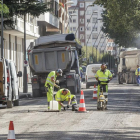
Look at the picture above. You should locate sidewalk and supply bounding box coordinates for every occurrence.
[19,84,32,99]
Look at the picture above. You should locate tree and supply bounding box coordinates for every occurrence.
[2,0,50,28]
[0,1,9,14]
[93,0,140,47]
[79,46,102,66]
[101,53,115,69]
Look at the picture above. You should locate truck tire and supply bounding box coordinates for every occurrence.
[32,89,40,97]
[14,91,19,106]
[68,84,77,95]
[86,83,90,89]
[77,81,81,93]
[118,75,123,84]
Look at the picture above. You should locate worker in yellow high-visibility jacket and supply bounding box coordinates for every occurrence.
[45,69,63,110]
[135,65,140,86]
[95,64,112,109]
[55,88,78,111]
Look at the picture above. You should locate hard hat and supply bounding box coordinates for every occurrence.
[56,69,63,76]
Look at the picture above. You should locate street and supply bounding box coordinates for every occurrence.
[0,77,140,140]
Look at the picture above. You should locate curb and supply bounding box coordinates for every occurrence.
[19,93,32,99]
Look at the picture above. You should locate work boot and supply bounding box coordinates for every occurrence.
[72,105,78,111]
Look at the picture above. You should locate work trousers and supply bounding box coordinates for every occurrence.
[45,86,53,110]
[58,95,77,111]
[97,84,108,102]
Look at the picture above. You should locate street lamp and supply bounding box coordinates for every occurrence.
[1,0,3,58]
[64,1,74,33]
[69,14,78,33]
[85,18,102,64]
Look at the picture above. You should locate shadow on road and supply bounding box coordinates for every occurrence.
[0,128,140,140]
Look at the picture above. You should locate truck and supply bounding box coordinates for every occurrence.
[118,49,140,84]
[28,34,82,97]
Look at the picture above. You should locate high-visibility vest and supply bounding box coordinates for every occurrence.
[45,71,57,87]
[55,89,71,101]
[95,69,112,84]
[135,67,140,76]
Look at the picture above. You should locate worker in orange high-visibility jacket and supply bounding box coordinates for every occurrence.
[45,69,63,110]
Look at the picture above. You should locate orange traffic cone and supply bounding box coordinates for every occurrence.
[93,84,97,99]
[7,121,15,140]
[78,90,87,112]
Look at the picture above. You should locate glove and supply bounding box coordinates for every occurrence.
[67,105,70,109]
[63,106,66,111]
[57,86,60,89]
[98,80,101,84]
[106,80,110,83]
[55,85,60,89]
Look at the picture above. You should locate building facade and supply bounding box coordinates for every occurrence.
[37,0,70,36]
[68,0,107,51]
[0,15,39,87]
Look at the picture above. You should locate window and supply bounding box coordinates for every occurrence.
[92,33,98,39]
[80,26,84,31]
[100,19,103,23]
[87,27,91,31]
[101,34,104,38]
[70,18,72,23]
[93,11,98,15]
[73,11,76,14]
[86,10,91,15]
[80,3,84,8]
[80,34,84,39]
[70,27,72,31]
[87,35,91,39]
[87,19,90,23]
[92,27,97,31]
[73,27,76,31]
[80,19,84,24]
[73,19,76,23]
[93,18,97,23]
[69,11,72,15]
[80,11,84,16]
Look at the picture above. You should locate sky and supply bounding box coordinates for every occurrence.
[71,0,77,6]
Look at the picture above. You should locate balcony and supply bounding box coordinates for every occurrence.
[2,16,40,39]
[37,12,59,29]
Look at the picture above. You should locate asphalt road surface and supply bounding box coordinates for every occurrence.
[0,77,140,140]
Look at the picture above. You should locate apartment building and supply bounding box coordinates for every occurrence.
[68,0,107,51]
[37,0,70,36]
[106,39,117,56]
[0,15,39,87]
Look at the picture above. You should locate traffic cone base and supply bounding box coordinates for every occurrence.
[77,90,87,113]
[7,121,16,140]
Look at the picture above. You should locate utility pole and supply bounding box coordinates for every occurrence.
[1,0,3,58]
[23,13,28,93]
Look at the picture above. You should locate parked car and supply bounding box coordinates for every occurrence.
[110,70,116,77]
[0,58,22,108]
[85,64,101,89]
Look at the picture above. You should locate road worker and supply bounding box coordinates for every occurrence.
[55,88,78,111]
[95,63,112,109]
[135,65,140,86]
[45,69,63,110]
[79,65,83,79]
